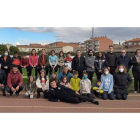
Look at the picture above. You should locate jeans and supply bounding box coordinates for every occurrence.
[132,70,140,91]
[6,84,24,95]
[102,91,114,100]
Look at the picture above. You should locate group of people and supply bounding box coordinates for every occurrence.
[0,45,139,105]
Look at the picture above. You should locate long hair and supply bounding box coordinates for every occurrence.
[27,76,35,84]
[135,49,140,55]
[39,70,47,82]
[61,76,68,85]
[59,51,65,58]
[31,49,37,56]
[115,64,127,73]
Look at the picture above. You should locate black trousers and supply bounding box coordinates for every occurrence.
[109,66,116,75]
[0,86,6,94]
[96,72,102,80]
[1,67,10,77]
[38,65,49,75]
[78,71,83,79]
[37,88,48,97]
[49,65,58,74]
[87,71,94,83]
[115,88,128,100]
[28,66,38,79]
[132,70,140,91]
[65,91,94,103]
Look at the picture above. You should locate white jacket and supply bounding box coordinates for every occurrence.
[80,79,91,94]
[36,77,49,91]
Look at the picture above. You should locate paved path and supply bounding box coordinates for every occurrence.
[0,92,140,113]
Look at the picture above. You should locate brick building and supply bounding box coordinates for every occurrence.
[84,36,113,52]
[124,37,140,48]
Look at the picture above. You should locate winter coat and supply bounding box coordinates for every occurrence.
[38,54,49,66]
[0,70,6,85]
[29,55,38,67]
[0,55,12,68]
[131,56,140,72]
[80,78,91,94]
[57,72,73,82]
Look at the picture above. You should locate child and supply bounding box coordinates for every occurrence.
[50,72,59,85]
[80,72,92,98]
[70,71,81,95]
[25,76,36,99]
[58,51,65,72]
[36,70,49,98]
[93,80,104,97]
[60,76,70,88]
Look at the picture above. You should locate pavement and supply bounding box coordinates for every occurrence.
[0,92,140,113]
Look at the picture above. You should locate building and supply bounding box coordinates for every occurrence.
[4,43,13,50]
[84,36,113,52]
[124,37,140,49]
[17,44,46,52]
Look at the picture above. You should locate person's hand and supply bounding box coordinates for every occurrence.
[42,66,44,68]
[24,66,26,68]
[69,68,72,71]
[43,66,45,68]
[1,84,4,87]
[108,67,110,70]
[92,66,94,69]
[16,86,19,91]
[4,66,8,69]
[11,87,16,92]
[108,92,110,94]
[0,84,1,87]
[42,87,45,91]
[83,70,86,72]
[73,70,75,72]
[99,70,102,72]
[75,91,80,95]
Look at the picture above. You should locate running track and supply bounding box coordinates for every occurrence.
[0,93,140,113]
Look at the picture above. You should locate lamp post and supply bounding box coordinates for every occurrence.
[91,27,94,52]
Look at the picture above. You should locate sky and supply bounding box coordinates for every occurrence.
[0,27,140,45]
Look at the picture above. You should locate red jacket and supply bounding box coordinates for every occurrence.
[29,55,38,67]
[7,70,23,88]
[20,58,29,67]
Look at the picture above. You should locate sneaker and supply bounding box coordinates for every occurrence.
[93,100,99,105]
[134,91,138,93]
[3,93,6,96]
[9,94,13,97]
[37,95,40,98]
[16,94,20,97]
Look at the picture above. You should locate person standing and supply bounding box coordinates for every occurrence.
[38,49,49,76]
[72,50,86,79]
[0,50,12,77]
[105,45,118,75]
[49,50,58,74]
[117,50,132,72]
[0,63,6,96]
[57,51,65,73]
[114,65,132,100]
[131,49,140,93]
[95,52,107,80]
[85,50,95,83]
[29,49,39,79]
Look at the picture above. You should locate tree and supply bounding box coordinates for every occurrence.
[0,44,8,51]
[9,46,19,52]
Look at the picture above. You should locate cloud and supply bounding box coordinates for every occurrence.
[14,27,140,44]
[15,42,20,45]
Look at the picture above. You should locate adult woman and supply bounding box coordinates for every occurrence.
[72,50,86,79]
[85,50,95,82]
[29,49,39,79]
[94,52,106,80]
[99,67,114,100]
[49,50,58,74]
[131,49,140,93]
[57,51,65,73]
[114,65,132,100]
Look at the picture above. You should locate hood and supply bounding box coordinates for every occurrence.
[9,69,20,74]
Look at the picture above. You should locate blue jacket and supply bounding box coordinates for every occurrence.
[57,72,73,82]
[100,74,113,93]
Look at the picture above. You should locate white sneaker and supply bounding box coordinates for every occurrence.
[134,91,138,93]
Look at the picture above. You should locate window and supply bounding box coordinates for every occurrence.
[128,42,132,46]
[95,41,99,45]
[138,42,140,45]
[134,42,137,45]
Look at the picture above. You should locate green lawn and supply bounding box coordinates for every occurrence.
[22,68,134,92]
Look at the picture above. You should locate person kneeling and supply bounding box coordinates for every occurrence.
[36,70,49,98]
[48,79,99,105]
[25,76,36,99]
[6,66,24,97]
[114,65,132,100]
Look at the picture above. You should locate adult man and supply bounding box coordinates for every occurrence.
[45,79,99,105]
[57,66,73,82]
[38,49,49,76]
[7,66,24,97]
[105,45,118,75]
[117,50,132,72]
[0,63,6,96]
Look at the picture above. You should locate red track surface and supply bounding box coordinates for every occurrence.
[0,92,140,113]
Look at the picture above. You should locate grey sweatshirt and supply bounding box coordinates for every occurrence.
[85,55,95,72]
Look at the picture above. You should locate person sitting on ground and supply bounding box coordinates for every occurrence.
[99,67,114,100]
[58,66,73,82]
[93,80,104,97]
[70,71,81,95]
[0,63,6,96]
[47,79,99,105]
[80,72,92,98]
[20,53,30,77]
[60,76,70,88]
[25,76,36,99]
[114,65,132,100]
[36,70,49,98]
[6,66,24,97]
[11,51,22,73]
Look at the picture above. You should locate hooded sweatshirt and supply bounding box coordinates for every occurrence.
[70,77,81,91]
[7,69,23,88]
[85,55,95,72]
[100,73,113,93]
[80,78,91,94]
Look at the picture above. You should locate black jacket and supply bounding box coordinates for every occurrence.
[0,70,6,85]
[105,52,118,67]
[0,55,12,68]
[114,72,132,89]
[72,55,86,71]
[117,54,132,71]
[48,85,74,102]
[131,56,140,71]
[94,56,107,73]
